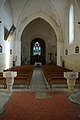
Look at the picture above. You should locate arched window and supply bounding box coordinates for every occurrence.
[69,4,74,44]
[33,42,41,55]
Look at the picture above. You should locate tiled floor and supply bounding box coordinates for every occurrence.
[30,67,51,98]
[0,91,12,114]
[0,66,48,113]
[0,66,80,114]
[30,67,49,90]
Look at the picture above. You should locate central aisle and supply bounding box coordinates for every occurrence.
[31,67,47,91]
[30,66,49,99]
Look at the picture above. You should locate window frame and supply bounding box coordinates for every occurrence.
[69,3,74,44]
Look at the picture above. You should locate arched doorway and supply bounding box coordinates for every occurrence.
[30,38,46,64]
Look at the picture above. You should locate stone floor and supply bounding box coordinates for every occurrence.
[0,66,80,114]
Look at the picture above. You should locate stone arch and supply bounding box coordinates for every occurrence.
[16,12,62,65]
[16,11,61,42]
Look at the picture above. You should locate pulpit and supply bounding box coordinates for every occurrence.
[64,72,78,94]
[3,71,17,93]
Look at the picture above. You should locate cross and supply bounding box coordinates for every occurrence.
[48,52,53,61]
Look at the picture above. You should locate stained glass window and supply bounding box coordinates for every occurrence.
[33,42,41,55]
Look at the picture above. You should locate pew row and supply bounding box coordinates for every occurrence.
[14,73,32,89]
[0,65,34,89]
[0,73,6,88]
[41,64,73,89]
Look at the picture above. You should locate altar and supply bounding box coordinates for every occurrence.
[34,62,42,67]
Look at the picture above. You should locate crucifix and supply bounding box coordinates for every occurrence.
[48,52,53,61]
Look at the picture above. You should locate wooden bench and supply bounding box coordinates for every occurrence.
[76,72,80,84]
[0,72,6,88]
[41,64,72,89]
[2,65,34,89]
[48,75,67,89]
[14,73,32,88]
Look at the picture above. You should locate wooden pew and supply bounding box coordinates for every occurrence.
[3,65,34,89]
[48,74,67,89]
[14,73,32,89]
[41,64,72,89]
[0,72,6,88]
[76,72,80,84]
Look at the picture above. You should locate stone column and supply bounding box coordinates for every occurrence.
[3,71,17,93]
[64,72,78,94]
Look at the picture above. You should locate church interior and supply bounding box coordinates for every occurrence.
[0,0,80,120]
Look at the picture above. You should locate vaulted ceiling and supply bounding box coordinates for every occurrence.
[0,0,80,28]
[0,0,80,26]
[6,0,69,26]
[0,0,80,40]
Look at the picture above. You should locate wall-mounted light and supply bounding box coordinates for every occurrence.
[0,21,2,26]
[65,49,68,55]
[75,46,79,53]
[0,21,2,23]
[78,22,80,29]
[0,45,2,53]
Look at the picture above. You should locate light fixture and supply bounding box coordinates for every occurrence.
[78,22,80,24]
[78,22,80,29]
[0,21,2,23]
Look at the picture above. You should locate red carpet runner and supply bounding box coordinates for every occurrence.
[0,91,80,120]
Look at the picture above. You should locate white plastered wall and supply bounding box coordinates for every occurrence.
[64,0,80,72]
[0,0,15,72]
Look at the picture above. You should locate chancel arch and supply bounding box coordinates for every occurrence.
[17,11,62,66]
[21,17,57,65]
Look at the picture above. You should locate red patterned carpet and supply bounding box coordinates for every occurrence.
[0,91,80,120]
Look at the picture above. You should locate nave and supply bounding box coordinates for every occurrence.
[0,65,80,120]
